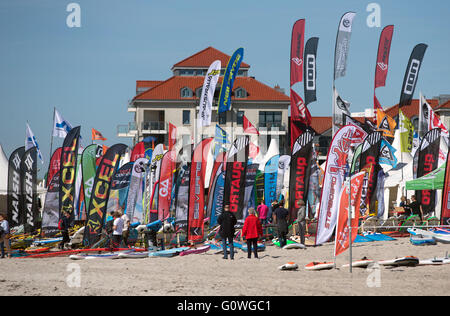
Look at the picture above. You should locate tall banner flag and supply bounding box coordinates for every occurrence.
[213,124,229,159]
[188,138,213,242]
[276,155,291,200]
[316,124,367,245]
[441,150,450,226]
[20,147,37,232]
[333,12,356,80]
[308,150,321,217]
[47,147,62,188]
[290,89,312,125]
[374,25,394,123]
[399,110,414,153]
[264,155,280,209]
[106,162,133,217]
[92,128,107,141]
[7,147,25,228]
[42,172,60,236]
[333,86,351,129]
[334,171,365,257]
[209,171,225,228]
[290,19,305,87]
[83,143,128,246]
[199,60,221,127]
[126,158,148,224]
[242,163,259,218]
[175,145,192,232]
[147,143,165,222]
[81,144,101,215]
[304,37,319,106]
[169,123,177,151]
[131,141,145,162]
[25,123,44,164]
[421,93,450,140]
[53,109,73,138]
[376,107,396,138]
[416,129,440,215]
[359,131,383,215]
[289,130,314,224]
[59,126,81,222]
[223,136,249,222]
[157,150,176,221]
[399,43,427,107]
[218,48,244,114]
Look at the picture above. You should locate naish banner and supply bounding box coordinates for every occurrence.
[290,19,305,87]
[59,126,81,222]
[289,130,314,224]
[316,124,367,245]
[20,147,37,232]
[158,150,176,221]
[41,171,60,236]
[218,48,244,114]
[416,128,440,215]
[224,136,249,221]
[304,37,319,106]
[46,147,62,188]
[7,146,25,228]
[399,43,427,107]
[264,155,280,211]
[376,107,396,138]
[83,143,128,246]
[334,12,356,80]
[126,158,148,224]
[188,138,213,242]
[81,144,100,213]
[199,60,221,127]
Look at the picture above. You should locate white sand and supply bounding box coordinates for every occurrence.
[1,238,449,296]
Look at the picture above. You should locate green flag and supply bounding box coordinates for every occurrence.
[399,110,414,153]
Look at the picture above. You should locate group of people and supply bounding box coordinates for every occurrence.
[105,209,130,249]
[217,197,307,260]
[399,195,424,220]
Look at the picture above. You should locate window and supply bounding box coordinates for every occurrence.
[237,111,244,125]
[235,87,247,98]
[259,111,282,128]
[219,111,227,125]
[196,87,203,98]
[183,110,191,125]
[181,87,193,98]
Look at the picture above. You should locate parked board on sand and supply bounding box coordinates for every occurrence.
[378,256,419,267]
[278,262,298,271]
[305,262,334,271]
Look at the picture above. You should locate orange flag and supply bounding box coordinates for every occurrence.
[92,128,107,141]
[334,171,366,257]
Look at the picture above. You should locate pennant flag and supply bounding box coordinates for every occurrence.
[92,128,107,141]
[198,61,221,127]
[218,48,244,114]
[379,139,398,168]
[399,43,427,107]
[290,89,312,125]
[376,107,396,138]
[334,171,365,257]
[399,109,414,153]
[53,109,73,138]
[334,12,356,80]
[290,19,306,87]
[243,115,259,135]
[304,37,319,106]
[25,123,44,164]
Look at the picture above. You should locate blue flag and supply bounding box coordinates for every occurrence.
[218,48,244,113]
[379,139,398,168]
[213,124,229,158]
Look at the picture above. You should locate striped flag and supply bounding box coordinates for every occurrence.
[25,123,44,164]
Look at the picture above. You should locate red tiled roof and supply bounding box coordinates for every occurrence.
[133,76,289,101]
[172,47,250,69]
[310,116,332,135]
[384,99,439,119]
[434,100,450,111]
[136,80,163,89]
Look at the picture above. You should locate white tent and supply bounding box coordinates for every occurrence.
[257,138,280,171]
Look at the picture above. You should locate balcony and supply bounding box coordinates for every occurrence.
[257,122,287,135]
[127,101,136,112]
[117,122,137,138]
[141,121,167,134]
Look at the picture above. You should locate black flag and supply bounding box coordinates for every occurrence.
[303,37,319,106]
[20,147,38,233]
[399,43,427,107]
[7,146,25,228]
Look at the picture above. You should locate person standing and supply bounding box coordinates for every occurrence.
[242,208,263,259]
[297,200,307,245]
[273,199,289,248]
[58,210,71,250]
[407,195,423,220]
[257,200,269,225]
[217,204,237,260]
[0,214,11,258]
[121,210,130,247]
[112,211,124,249]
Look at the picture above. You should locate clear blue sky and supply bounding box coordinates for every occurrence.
[1,0,449,177]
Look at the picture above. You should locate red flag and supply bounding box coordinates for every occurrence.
[92,128,107,141]
[334,171,365,257]
[169,122,177,150]
[131,141,145,162]
[290,19,305,87]
[290,89,311,125]
[46,147,62,187]
[157,150,176,221]
[243,115,259,135]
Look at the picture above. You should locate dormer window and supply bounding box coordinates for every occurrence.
[195,87,203,98]
[181,87,193,98]
[235,87,247,98]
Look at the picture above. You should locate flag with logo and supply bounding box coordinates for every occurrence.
[25,123,44,164]
[243,115,259,135]
[421,93,449,139]
[376,107,396,138]
[334,12,356,80]
[333,86,351,128]
[303,37,319,106]
[291,89,312,125]
[379,139,398,168]
[213,124,229,158]
[53,109,73,138]
[169,122,177,151]
[199,60,221,127]
[399,44,427,107]
[399,109,414,153]
[92,128,107,141]
[218,48,244,114]
[290,19,305,87]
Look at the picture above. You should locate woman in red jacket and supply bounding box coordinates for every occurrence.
[242,208,263,259]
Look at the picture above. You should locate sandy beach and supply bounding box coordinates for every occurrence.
[1,237,449,296]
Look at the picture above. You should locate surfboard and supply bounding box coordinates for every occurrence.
[432,234,450,244]
[118,251,150,259]
[410,235,436,246]
[378,256,419,267]
[179,245,210,256]
[305,262,334,271]
[69,252,127,260]
[342,258,374,268]
[241,243,266,252]
[278,262,298,271]
[282,243,306,250]
[418,257,450,266]
[148,247,190,258]
[24,247,51,254]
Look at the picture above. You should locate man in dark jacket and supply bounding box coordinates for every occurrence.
[217,204,237,260]
[58,210,71,250]
[273,199,289,248]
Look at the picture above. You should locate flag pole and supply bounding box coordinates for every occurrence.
[348,173,353,273]
[47,107,56,187]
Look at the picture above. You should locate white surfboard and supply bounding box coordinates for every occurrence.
[342,259,374,268]
[278,262,298,271]
[305,262,334,271]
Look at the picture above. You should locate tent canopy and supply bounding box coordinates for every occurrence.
[405,163,446,190]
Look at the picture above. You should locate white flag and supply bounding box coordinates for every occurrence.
[53,109,73,138]
[25,123,44,164]
[198,60,221,127]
